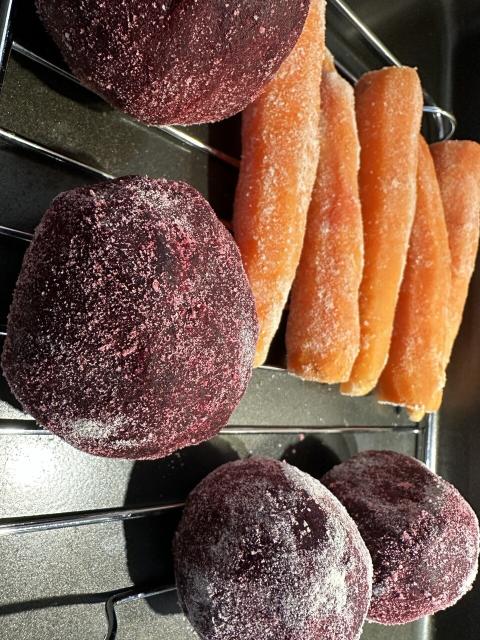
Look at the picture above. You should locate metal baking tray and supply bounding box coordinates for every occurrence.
[0,1,477,639]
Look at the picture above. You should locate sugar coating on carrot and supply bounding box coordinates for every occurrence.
[407,406,428,423]
[426,140,480,411]
[286,64,363,383]
[377,137,451,417]
[233,0,326,367]
[341,67,423,396]
[323,48,335,72]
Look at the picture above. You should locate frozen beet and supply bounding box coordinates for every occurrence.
[35,0,311,125]
[322,450,479,624]
[174,457,372,640]
[1,176,257,459]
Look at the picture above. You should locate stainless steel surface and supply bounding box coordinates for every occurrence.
[0,0,478,638]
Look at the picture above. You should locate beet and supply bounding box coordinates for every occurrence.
[35,0,311,125]
[322,450,480,625]
[1,176,258,459]
[174,457,372,640]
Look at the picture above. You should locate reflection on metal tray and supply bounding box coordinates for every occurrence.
[0,1,475,639]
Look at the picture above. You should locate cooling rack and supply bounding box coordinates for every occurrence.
[0,1,452,638]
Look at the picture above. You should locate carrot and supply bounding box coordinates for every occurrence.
[286,59,363,383]
[377,137,451,417]
[341,66,423,396]
[323,48,335,72]
[233,0,325,367]
[423,140,480,414]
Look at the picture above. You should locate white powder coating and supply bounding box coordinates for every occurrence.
[377,138,451,413]
[67,417,124,441]
[2,177,258,460]
[174,457,372,640]
[233,0,326,365]
[286,67,363,384]
[430,141,480,371]
[322,450,480,625]
[35,0,310,125]
[341,66,424,397]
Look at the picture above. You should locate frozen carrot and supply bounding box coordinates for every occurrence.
[233,0,326,367]
[377,137,451,417]
[424,140,480,413]
[286,61,363,383]
[341,66,423,396]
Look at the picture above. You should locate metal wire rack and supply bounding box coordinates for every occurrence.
[0,1,450,638]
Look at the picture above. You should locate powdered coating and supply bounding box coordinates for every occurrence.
[287,65,363,384]
[1,177,258,459]
[174,457,372,640]
[341,67,423,397]
[427,140,480,412]
[377,138,451,416]
[35,0,310,125]
[233,0,325,366]
[322,450,480,625]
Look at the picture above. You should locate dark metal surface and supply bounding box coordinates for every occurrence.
[0,1,478,639]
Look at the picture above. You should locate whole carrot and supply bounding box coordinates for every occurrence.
[377,137,451,417]
[287,59,363,383]
[341,66,423,396]
[233,0,325,366]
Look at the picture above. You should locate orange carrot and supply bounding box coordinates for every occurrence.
[286,61,363,383]
[341,67,423,396]
[323,48,335,72]
[233,0,325,366]
[425,140,480,412]
[377,137,451,417]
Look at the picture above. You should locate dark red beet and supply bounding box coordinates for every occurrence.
[322,450,480,625]
[35,0,311,125]
[174,457,372,640]
[1,177,257,459]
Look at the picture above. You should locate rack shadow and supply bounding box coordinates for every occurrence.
[281,435,341,481]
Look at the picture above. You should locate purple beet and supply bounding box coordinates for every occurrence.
[35,0,311,125]
[174,457,372,640]
[322,450,480,625]
[1,177,258,459]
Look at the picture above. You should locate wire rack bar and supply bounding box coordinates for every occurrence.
[11,41,81,84]
[0,421,420,437]
[423,412,439,473]
[0,421,421,537]
[423,105,456,142]
[329,0,456,141]
[104,586,176,640]
[330,0,402,66]
[0,126,114,179]
[0,503,184,537]
[0,223,32,242]
[160,124,239,167]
